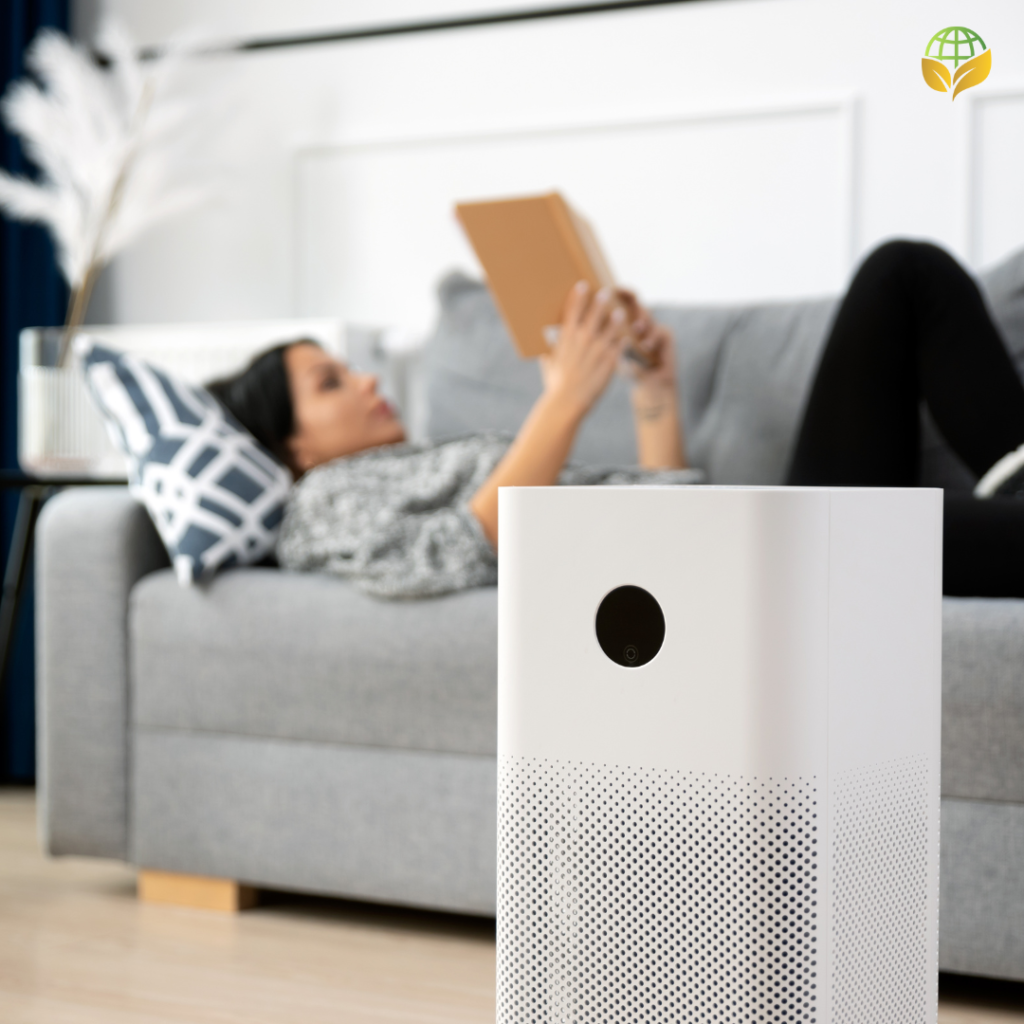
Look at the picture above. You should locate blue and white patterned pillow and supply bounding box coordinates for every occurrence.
[78,338,292,585]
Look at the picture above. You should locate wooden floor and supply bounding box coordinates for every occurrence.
[2,788,1022,1024]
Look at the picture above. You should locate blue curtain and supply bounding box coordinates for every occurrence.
[1,0,69,781]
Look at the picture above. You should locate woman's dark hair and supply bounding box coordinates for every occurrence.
[207,340,317,461]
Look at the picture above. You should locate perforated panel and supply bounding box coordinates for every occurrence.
[498,756,820,1023]
[830,755,935,1024]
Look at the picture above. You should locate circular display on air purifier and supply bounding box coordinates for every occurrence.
[595,585,665,667]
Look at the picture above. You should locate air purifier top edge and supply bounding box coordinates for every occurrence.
[497,486,941,779]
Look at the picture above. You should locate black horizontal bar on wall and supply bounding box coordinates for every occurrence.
[232,0,698,53]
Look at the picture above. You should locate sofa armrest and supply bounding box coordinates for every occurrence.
[36,487,168,859]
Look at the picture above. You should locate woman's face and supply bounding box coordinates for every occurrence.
[284,342,405,473]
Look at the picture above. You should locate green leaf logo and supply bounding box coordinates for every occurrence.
[923,27,991,100]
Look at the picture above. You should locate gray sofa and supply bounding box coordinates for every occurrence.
[37,248,1024,982]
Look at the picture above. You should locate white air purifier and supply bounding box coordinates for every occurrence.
[497,486,942,1024]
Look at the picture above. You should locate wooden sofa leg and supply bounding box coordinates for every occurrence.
[138,870,259,912]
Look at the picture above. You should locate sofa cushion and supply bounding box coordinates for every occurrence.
[421,272,640,465]
[423,271,838,482]
[655,298,837,484]
[942,597,1024,803]
[130,567,498,757]
[130,566,1024,804]
[423,248,1024,486]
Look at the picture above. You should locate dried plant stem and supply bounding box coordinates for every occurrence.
[55,79,154,368]
[57,263,100,366]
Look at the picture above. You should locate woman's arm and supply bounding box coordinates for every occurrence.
[616,290,688,470]
[469,282,630,547]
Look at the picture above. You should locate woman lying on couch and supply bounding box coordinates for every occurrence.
[210,240,1024,600]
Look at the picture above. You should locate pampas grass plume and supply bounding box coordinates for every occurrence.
[0,19,229,359]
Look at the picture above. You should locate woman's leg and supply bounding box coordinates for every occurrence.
[786,239,1024,598]
[944,495,1024,597]
[787,239,1024,485]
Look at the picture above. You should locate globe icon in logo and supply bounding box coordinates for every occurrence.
[926,26,986,67]
[922,26,991,100]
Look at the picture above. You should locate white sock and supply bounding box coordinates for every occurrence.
[974,442,1024,497]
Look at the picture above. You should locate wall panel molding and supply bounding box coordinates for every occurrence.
[966,86,1024,268]
[102,0,1024,329]
[293,95,861,330]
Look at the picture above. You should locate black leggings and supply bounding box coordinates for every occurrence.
[786,240,1024,597]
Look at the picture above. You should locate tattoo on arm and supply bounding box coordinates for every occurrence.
[635,403,668,422]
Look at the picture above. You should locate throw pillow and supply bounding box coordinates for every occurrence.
[77,338,292,585]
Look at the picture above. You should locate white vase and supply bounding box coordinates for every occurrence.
[18,328,128,480]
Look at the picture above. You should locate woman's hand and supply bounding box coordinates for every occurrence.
[469,282,684,550]
[615,288,688,470]
[468,282,630,549]
[615,288,678,400]
[539,281,632,424]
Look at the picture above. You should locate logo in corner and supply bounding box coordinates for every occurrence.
[923,27,991,100]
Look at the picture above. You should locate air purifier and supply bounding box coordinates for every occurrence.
[497,486,942,1023]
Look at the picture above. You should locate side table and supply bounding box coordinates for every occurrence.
[0,471,124,779]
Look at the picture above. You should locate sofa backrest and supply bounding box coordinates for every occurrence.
[419,246,1024,486]
[654,298,837,484]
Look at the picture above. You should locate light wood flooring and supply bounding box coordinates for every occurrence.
[2,787,1022,1023]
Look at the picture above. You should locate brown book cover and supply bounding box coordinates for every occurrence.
[455,192,617,359]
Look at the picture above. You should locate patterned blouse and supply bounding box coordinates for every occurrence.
[276,433,701,599]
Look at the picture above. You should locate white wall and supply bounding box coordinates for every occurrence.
[79,0,1024,334]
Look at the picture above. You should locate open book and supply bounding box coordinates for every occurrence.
[455,192,623,360]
